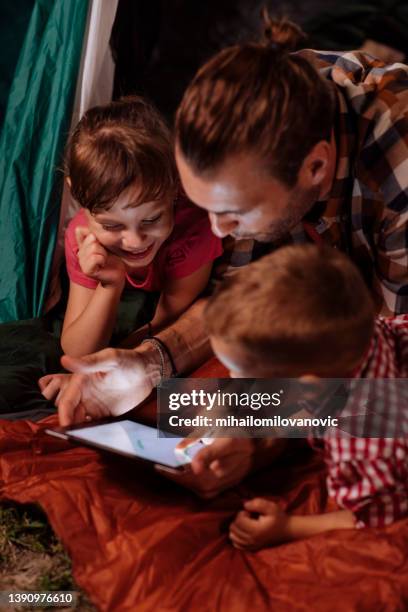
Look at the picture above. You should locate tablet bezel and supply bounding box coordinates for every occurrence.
[45,418,188,472]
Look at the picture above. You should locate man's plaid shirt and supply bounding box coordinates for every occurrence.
[212,50,408,315]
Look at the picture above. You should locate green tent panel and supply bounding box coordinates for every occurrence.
[0,0,89,322]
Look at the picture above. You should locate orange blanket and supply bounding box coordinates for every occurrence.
[1,359,408,611]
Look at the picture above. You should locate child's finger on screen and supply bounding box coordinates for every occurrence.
[175,436,200,450]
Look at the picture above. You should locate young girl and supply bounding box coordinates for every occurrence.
[61,96,222,357]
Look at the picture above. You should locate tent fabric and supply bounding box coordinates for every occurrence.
[1,359,408,611]
[0,316,61,420]
[0,287,158,421]
[77,0,118,116]
[0,0,89,323]
[46,0,119,312]
[0,1,35,126]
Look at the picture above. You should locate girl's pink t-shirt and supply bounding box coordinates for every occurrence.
[64,196,223,292]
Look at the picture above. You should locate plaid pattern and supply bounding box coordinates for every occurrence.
[212,50,408,315]
[325,316,408,527]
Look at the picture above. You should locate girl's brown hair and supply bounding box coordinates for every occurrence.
[175,15,335,186]
[66,96,177,212]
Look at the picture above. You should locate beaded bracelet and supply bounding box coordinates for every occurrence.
[141,336,177,379]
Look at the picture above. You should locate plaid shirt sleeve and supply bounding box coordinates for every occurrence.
[306,51,408,315]
[354,60,408,315]
[367,119,408,315]
[210,52,408,315]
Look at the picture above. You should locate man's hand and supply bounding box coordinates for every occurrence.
[229,498,289,550]
[39,373,72,402]
[48,347,160,427]
[155,438,255,498]
[76,227,126,288]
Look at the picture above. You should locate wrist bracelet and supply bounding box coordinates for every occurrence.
[141,338,166,379]
[150,336,177,377]
[141,336,177,379]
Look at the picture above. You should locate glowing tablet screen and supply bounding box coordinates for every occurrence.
[67,420,199,468]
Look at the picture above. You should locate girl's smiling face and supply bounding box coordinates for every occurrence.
[85,183,175,269]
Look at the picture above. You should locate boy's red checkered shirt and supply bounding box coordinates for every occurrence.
[324,316,408,527]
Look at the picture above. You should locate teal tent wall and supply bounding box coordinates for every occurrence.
[0,1,36,126]
[0,0,89,322]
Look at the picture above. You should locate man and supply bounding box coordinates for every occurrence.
[41,18,408,496]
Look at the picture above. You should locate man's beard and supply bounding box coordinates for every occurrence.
[232,185,320,243]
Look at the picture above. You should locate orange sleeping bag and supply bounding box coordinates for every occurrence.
[1,359,408,611]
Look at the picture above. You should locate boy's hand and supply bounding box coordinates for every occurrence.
[75,226,126,288]
[229,498,289,550]
[156,438,255,498]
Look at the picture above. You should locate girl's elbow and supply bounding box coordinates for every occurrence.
[60,333,87,358]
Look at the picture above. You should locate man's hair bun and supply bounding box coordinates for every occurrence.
[261,9,307,53]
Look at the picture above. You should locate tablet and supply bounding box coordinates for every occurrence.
[45,420,204,469]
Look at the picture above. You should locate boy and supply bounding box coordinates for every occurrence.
[205,244,408,549]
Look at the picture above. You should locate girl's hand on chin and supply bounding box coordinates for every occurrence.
[75,226,126,288]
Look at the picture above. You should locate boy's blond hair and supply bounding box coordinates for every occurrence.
[205,245,375,374]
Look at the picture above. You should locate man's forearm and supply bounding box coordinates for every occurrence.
[155,297,212,374]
